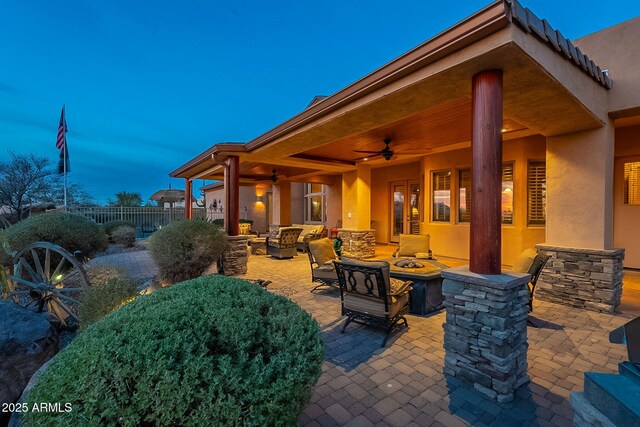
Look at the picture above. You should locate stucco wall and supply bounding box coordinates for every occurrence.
[204,185,269,234]
[614,125,640,268]
[546,121,615,250]
[417,135,546,266]
[370,162,421,245]
[325,175,342,229]
[574,17,640,115]
[291,183,304,225]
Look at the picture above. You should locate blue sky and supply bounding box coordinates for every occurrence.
[1,1,639,204]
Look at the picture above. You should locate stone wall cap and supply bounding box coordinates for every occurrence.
[227,235,250,241]
[536,244,625,257]
[441,266,530,289]
[338,229,375,232]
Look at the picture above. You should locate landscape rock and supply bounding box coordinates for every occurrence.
[0,302,59,425]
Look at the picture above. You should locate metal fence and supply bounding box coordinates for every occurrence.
[67,206,208,237]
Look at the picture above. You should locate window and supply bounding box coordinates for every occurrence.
[624,161,640,205]
[457,163,514,224]
[432,170,451,222]
[304,183,325,223]
[458,169,472,223]
[501,163,514,225]
[527,161,546,226]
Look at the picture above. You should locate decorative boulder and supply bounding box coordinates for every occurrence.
[0,302,59,424]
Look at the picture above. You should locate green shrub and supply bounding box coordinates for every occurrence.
[111,225,136,247]
[149,219,226,283]
[0,229,11,267]
[6,213,108,259]
[77,266,139,328]
[101,220,135,241]
[25,276,324,426]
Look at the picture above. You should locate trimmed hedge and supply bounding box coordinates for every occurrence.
[112,225,136,247]
[149,220,226,283]
[25,276,325,426]
[101,220,135,241]
[6,212,107,259]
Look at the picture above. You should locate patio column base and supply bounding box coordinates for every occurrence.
[442,267,530,403]
[337,229,375,259]
[221,235,248,276]
[535,245,624,313]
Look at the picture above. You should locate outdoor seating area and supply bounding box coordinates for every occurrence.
[239,249,639,425]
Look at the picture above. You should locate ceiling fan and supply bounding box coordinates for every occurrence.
[252,168,284,183]
[353,137,430,161]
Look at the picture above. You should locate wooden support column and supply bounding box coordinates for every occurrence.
[224,155,240,236]
[470,69,503,275]
[184,178,193,219]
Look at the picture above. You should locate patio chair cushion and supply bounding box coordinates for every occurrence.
[309,238,338,266]
[397,234,430,257]
[312,266,338,281]
[513,248,537,274]
[343,292,409,318]
[293,224,325,243]
[239,223,252,235]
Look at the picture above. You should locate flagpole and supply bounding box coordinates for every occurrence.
[63,104,67,207]
[63,143,67,207]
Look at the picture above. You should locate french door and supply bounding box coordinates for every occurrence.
[390,180,421,243]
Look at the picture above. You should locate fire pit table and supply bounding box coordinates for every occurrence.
[379,257,449,315]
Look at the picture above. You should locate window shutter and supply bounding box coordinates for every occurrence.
[527,162,546,226]
[458,169,472,223]
[502,163,514,225]
[432,171,451,222]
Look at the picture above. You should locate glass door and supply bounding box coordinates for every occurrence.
[391,182,406,243]
[390,180,421,243]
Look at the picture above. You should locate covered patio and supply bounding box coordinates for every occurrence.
[169,0,640,421]
[239,252,637,426]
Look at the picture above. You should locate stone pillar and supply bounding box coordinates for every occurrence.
[184,178,193,219]
[221,235,248,276]
[535,245,624,313]
[337,229,375,259]
[442,267,531,402]
[272,182,291,226]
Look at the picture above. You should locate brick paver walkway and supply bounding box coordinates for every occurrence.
[92,249,639,426]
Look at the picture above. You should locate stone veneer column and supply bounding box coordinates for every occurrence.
[442,267,531,402]
[535,245,624,313]
[337,229,375,258]
[221,235,248,276]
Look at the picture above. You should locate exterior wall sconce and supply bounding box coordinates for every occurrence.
[256,195,263,203]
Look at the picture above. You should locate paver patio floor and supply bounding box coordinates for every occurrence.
[240,253,638,427]
[94,249,640,426]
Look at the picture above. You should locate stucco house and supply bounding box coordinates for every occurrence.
[171,0,640,313]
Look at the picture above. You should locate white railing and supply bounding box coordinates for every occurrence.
[67,206,248,237]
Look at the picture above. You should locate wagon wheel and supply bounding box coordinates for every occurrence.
[6,242,90,327]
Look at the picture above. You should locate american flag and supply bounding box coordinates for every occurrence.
[57,105,70,174]
[56,105,67,150]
